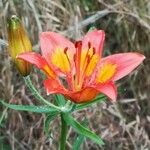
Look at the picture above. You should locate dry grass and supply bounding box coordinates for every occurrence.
[0,0,150,149]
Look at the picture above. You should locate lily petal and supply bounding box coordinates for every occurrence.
[82,30,105,56]
[43,78,67,95]
[67,82,117,103]
[40,32,75,74]
[40,32,75,62]
[101,53,145,81]
[95,82,117,101]
[66,87,99,103]
[17,52,56,78]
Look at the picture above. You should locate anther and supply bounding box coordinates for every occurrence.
[88,42,91,49]
[93,47,96,55]
[64,47,68,54]
[63,47,71,67]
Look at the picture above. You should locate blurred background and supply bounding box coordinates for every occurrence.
[0,0,150,149]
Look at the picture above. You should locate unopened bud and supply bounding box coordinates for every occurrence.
[7,15,32,76]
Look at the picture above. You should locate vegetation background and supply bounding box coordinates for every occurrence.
[0,0,150,149]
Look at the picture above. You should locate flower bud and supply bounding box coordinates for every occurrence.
[7,15,32,76]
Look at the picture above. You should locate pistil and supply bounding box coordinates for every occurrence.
[73,41,97,91]
[74,41,82,86]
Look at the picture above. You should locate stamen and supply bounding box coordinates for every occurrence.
[87,55,91,64]
[63,47,71,67]
[73,41,98,90]
[84,47,95,67]
[64,47,68,54]
[82,46,96,79]
[63,47,74,90]
[88,42,91,49]
[73,54,76,62]
[83,54,93,74]
[93,47,96,55]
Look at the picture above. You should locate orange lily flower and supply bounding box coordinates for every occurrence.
[17,30,145,103]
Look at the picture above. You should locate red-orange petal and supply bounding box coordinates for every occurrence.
[96,82,117,101]
[40,32,75,65]
[43,78,68,95]
[17,52,56,78]
[66,87,99,103]
[82,30,105,57]
[100,53,145,81]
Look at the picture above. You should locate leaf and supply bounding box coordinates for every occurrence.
[44,112,59,134]
[63,113,104,145]
[76,94,106,110]
[72,134,85,150]
[54,94,66,106]
[1,101,58,113]
[72,118,88,150]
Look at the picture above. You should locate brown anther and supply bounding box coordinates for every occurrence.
[64,47,68,54]
[88,42,91,49]
[93,47,96,55]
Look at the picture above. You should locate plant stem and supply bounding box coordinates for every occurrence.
[60,114,68,150]
[23,76,61,111]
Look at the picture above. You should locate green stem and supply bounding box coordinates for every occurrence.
[23,76,61,111]
[60,114,68,150]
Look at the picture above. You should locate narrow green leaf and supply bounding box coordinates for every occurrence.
[63,113,104,145]
[76,94,106,110]
[44,112,59,134]
[72,118,88,150]
[72,134,85,150]
[54,94,66,106]
[1,101,58,113]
